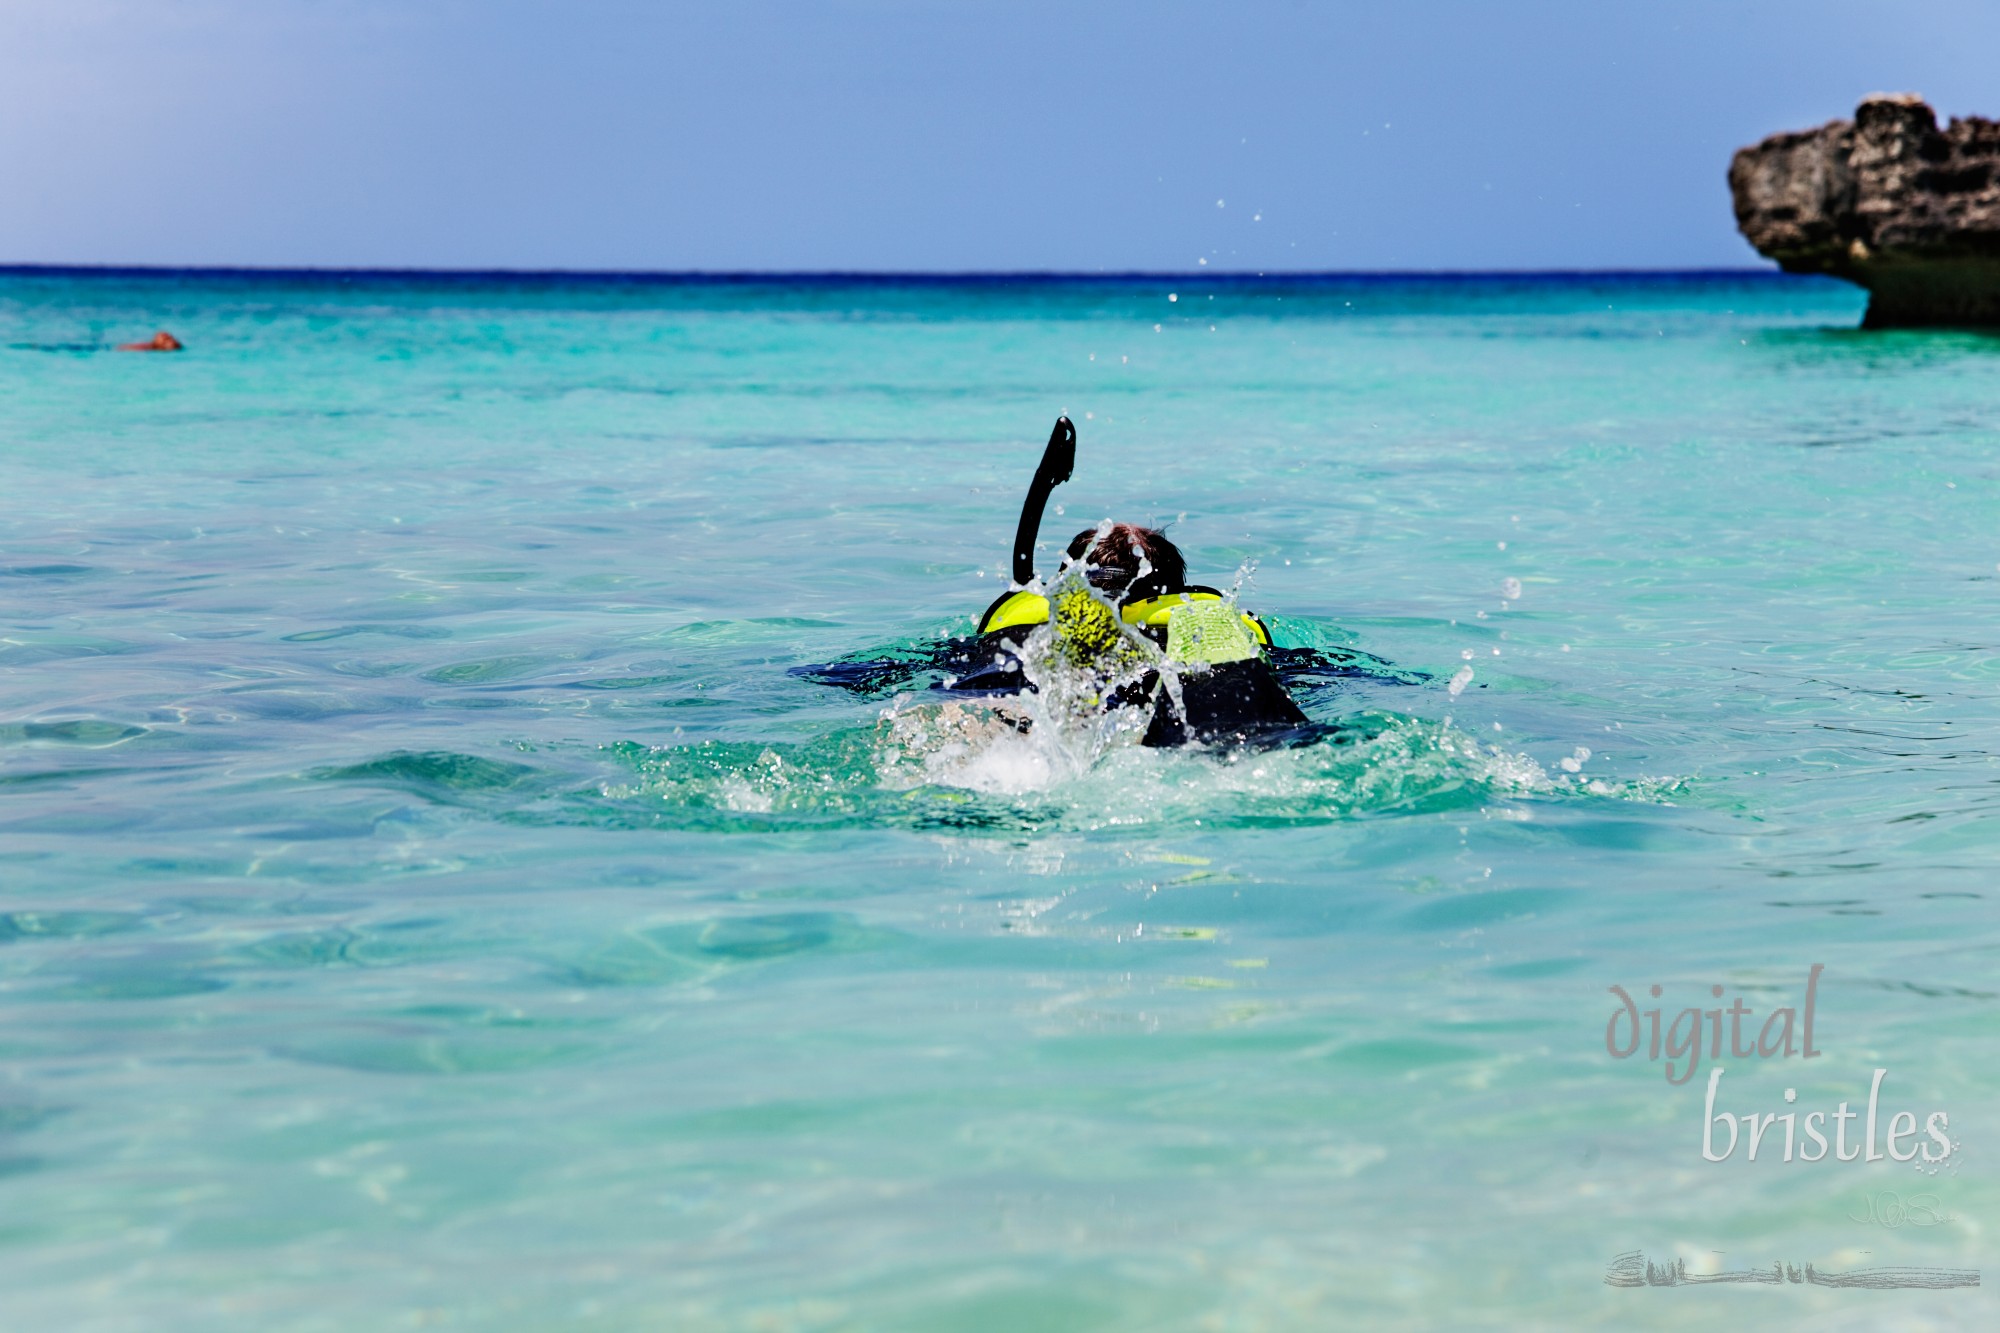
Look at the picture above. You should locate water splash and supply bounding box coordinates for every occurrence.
[561,712,1681,836]
[575,569,1683,832]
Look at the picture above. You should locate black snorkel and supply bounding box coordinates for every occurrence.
[1011,415,1076,588]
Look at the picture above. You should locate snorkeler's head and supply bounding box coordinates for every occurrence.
[1063,523,1186,602]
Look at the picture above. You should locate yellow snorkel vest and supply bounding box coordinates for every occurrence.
[977,587,1272,665]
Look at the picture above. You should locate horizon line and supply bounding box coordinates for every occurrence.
[0,261,1794,284]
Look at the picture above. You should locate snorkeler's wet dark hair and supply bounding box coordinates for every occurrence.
[1064,523,1186,601]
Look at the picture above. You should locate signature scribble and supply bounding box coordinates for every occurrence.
[1605,1250,1980,1290]
[1849,1190,1955,1228]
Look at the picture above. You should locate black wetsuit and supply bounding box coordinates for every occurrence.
[1137,655,1309,746]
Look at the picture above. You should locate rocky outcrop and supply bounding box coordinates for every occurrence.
[1730,94,2000,327]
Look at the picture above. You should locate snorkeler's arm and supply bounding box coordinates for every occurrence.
[1010,415,1076,587]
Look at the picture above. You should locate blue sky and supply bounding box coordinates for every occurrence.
[4,1,1997,272]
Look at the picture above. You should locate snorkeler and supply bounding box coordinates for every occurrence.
[797,416,1412,746]
[954,417,1310,746]
[117,331,183,352]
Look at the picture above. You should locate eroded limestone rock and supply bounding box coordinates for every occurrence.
[1731,95,2000,327]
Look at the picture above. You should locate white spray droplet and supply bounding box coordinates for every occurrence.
[1502,577,1522,600]
[1448,666,1474,697]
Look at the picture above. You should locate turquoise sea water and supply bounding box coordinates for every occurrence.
[1,269,1995,1329]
